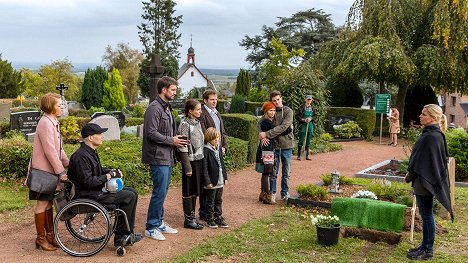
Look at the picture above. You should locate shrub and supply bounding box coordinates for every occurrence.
[321,173,353,186]
[89,106,106,115]
[229,94,246,113]
[366,183,404,202]
[0,121,10,138]
[310,133,343,154]
[59,116,81,144]
[245,101,264,116]
[223,137,248,171]
[296,184,328,200]
[128,104,146,118]
[68,109,90,117]
[0,136,32,180]
[216,99,229,114]
[125,117,144,127]
[445,128,468,181]
[74,117,92,130]
[334,121,362,139]
[327,107,376,140]
[247,87,269,102]
[222,113,258,163]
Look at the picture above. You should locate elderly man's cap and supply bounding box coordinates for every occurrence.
[306,95,312,100]
[81,123,108,138]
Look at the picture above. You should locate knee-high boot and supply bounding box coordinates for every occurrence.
[44,208,58,247]
[183,197,203,230]
[305,147,311,160]
[191,196,204,229]
[35,212,56,251]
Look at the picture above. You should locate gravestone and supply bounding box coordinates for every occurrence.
[136,124,144,138]
[145,53,165,103]
[26,133,36,143]
[255,107,263,116]
[326,115,355,132]
[91,112,106,119]
[0,103,10,122]
[169,99,186,115]
[89,115,120,141]
[108,111,126,128]
[67,101,83,110]
[10,111,41,134]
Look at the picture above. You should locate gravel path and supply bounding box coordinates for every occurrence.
[0,139,406,262]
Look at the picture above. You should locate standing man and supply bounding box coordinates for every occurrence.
[295,95,316,160]
[197,89,228,221]
[142,76,188,241]
[259,90,294,202]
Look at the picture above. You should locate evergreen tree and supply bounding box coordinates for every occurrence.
[137,0,183,96]
[102,68,125,111]
[0,55,25,98]
[235,69,252,98]
[81,66,107,109]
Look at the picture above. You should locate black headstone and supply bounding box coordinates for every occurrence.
[168,99,186,116]
[108,111,126,128]
[326,115,355,132]
[10,111,41,134]
[91,112,106,119]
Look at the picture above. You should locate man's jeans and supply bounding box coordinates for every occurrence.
[416,195,435,252]
[146,165,172,230]
[271,149,292,197]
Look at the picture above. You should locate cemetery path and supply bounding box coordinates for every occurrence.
[0,139,406,262]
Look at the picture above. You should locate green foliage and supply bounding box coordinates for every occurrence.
[247,87,269,102]
[0,136,32,180]
[216,99,228,114]
[296,184,328,200]
[366,183,405,202]
[0,55,25,98]
[74,117,92,130]
[89,106,106,115]
[445,128,468,181]
[102,68,126,111]
[11,99,39,108]
[223,137,248,171]
[81,66,107,109]
[310,133,343,154]
[0,182,31,212]
[321,173,353,186]
[327,107,376,140]
[68,109,90,117]
[0,121,10,138]
[222,113,258,163]
[235,69,252,97]
[326,76,363,107]
[229,94,246,113]
[334,121,362,139]
[128,104,146,118]
[36,58,82,101]
[125,117,144,127]
[186,87,206,99]
[59,116,81,144]
[400,127,422,158]
[274,61,328,136]
[245,101,263,115]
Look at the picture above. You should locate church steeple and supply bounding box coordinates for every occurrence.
[187,34,195,64]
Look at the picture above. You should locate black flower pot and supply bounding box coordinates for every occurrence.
[316,224,341,246]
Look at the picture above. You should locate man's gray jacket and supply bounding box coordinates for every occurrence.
[141,96,176,166]
[265,106,294,150]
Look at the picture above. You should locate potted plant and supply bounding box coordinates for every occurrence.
[310,214,340,246]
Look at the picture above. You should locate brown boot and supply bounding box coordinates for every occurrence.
[45,208,58,247]
[263,192,274,205]
[259,192,265,202]
[35,212,56,251]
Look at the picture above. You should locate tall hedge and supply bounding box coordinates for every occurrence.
[0,136,32,180]
[235,69,252,98]
[102,68,125,111]
[81,66,107,109]
[327,107,376,140]
[222,113,258,163]
[245,101,263,115]
[223,137,248,171]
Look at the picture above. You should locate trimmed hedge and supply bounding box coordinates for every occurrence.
[327,107,376,140]
[125,117,144,127]
[222,113,258,163]
[223,137,248,171]
[74,117,92,129]
[68,109,90,117]
[0,136,32,180]
[245,101,263,115]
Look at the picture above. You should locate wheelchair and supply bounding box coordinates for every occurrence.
[53,182,136,257]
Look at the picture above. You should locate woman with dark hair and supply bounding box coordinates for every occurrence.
[405,104,454,260]
[29,93,69,251]
[177,99,204,230]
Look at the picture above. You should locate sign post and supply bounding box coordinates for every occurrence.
[375,94,391,144]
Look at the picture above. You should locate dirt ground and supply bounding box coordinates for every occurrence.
[0,139,407,262]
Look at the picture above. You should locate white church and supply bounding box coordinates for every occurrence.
[177,42,216,96]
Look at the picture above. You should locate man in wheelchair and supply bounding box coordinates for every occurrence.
[68,123,142,247]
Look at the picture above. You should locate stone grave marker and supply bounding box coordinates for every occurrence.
[10,111,41,134]
[0,103,10,122]
[326,115,355,133]
[169,99,186,116]
[89,115,120,141]
[108,111,126,128]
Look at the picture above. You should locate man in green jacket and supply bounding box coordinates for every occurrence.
[295,95,316,160]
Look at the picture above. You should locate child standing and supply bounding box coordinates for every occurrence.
[202,127,229,228]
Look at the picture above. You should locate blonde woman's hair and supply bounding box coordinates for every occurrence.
[424,104,447,132]
[40,93,61,114]
[204,127,220,144]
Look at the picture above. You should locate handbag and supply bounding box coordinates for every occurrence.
[26,168,59,194]
[262,150,275,174]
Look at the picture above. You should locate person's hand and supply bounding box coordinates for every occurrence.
[116,169,123,178]
[259,132,266,139]
[106,173,112,180]
[261,137,270,146]
[224,180,228,186]
[173,135,189,147]
[222,147,226,155]
[59,174,68,182]
[207,184,213,188]
[186,171,192,177]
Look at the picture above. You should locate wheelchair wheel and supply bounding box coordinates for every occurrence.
[54,199,112,257]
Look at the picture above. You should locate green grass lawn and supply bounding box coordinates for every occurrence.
[168,182,468,263]
[0,182,31,213]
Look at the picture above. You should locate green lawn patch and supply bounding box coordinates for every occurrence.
[0,182,31,213]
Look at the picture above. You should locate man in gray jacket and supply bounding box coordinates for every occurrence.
[142,76,188,241]
[259,90,294,202]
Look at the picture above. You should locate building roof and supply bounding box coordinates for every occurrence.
[178,63,208,81]
[460,103,468,115]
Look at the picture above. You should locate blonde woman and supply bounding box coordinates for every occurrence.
[29,93,69,251]
[388,106,400,146]
[405,104,453,260]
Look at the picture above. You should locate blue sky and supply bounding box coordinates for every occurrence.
[0,0,355,69]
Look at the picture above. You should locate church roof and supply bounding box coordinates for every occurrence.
[460,103,468,115]
[178,62,208,81]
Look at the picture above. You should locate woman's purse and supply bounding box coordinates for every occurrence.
[262,150,275,174]
[26,167,58,194]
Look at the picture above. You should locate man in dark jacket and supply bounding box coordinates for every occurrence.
[197,89,228,220]
[141,76,188,241]
[68,123,141,247]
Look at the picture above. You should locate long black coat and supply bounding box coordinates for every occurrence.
[407,124,454,221]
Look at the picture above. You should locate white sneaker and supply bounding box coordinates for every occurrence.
[271,193,276,204]
[281,193,290,200]
[145,229,166,241]
[158,221,178,234]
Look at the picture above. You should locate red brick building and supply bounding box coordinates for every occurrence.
[442,93,468,129]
